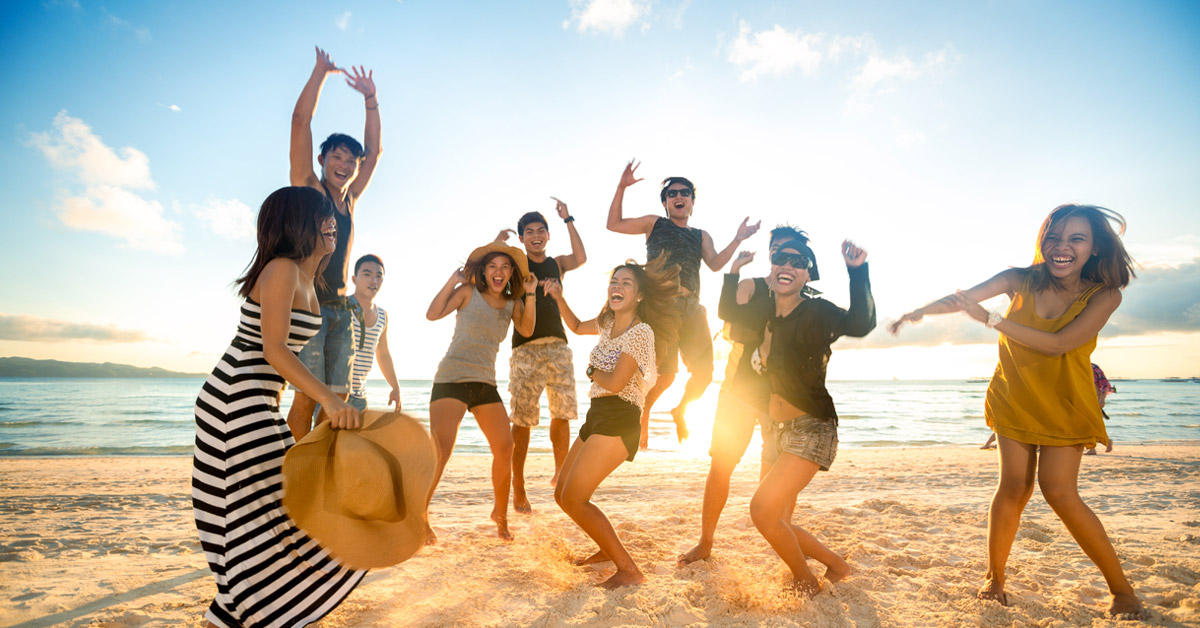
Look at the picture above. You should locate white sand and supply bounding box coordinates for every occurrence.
[2,445,1198,627]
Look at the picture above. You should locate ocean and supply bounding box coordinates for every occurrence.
[1,378,1197,457]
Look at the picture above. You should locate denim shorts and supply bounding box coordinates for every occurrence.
[298,301,356,394]
[772,414,838,471]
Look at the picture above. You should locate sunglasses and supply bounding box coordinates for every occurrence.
[664,188,693,199]
[771,251,813,269]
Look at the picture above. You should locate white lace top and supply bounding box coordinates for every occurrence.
[588,320,657,408]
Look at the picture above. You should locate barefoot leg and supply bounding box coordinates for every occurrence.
[750,454,825,592]
[511,425,533,513]
[425,398,469,545]
[559,435,642,587]
[679,453,739,565]
[640,373,674,450]
[473,402,515,541]
[549,418,570,487]
[980,437,1038,602]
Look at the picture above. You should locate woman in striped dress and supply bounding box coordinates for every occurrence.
[193,186,365,628]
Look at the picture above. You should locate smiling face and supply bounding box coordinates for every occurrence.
[608,267,641,314]
[316,216,337,257]
[1041,215,1096,280]
[318,146,362,192]
[662,183,694,220]
[482,254,515,295]
[520,221,549,256]
[352,261,384,299]
[770,247,812,296]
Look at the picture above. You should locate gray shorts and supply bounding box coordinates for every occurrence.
[772,415,838,471]
[508,340,578,427]
[297,301,355,394]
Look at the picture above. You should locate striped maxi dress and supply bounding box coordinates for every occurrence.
[192,299,365,628]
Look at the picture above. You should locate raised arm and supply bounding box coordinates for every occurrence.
[426,269,471,321]
[954,286,1122,357]
[374,318,401,409]
[256,259,359,429]
[837,241,876,338]
[545,278,598,335]
[291,46,341,188]
[889,268,1021,334]
[606,160,659,235]
[512,272,539,337]
[702,218,761,271]
[345,65,381,200]
[552,197,587,272]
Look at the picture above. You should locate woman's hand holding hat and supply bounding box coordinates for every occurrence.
[323,398,362,430]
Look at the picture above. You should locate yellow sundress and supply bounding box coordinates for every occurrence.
[984,276,1109,448]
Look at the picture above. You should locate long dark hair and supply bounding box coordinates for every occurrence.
[599,254,682,361]
[1027,204,1135,292]
[465,251,521,301]
[235,186,335,298]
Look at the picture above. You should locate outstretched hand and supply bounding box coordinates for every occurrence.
[842,240,868,267]
[736,218,761,242]
[345,65,376,100]
[551,196,570,220]
[619,159,643,189]
[731,251,755,274]
[494,228,515,243]
[888,310,924,335]
[314,46,342,75]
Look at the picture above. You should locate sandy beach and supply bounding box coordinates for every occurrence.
[2,444,1198,628]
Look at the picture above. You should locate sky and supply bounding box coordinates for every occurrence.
[1,0,1198,381]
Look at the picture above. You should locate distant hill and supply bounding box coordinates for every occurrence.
[0,357,204,378]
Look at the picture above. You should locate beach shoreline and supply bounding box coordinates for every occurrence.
[2,445,1198,627]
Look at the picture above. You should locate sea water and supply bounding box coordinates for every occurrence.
[1,378,1196,457]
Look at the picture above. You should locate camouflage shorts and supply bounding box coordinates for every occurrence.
[508,339,578,427]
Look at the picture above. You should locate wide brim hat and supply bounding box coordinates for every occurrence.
[283,410,435,570]
[466,242,530,297]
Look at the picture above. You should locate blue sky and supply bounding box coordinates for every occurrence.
[1,0,1198,379]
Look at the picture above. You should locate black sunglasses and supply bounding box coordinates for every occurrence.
[664,188,693,199]
[771,251,813,269]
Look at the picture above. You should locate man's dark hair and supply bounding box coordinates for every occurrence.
[517,211,549,236]
[770,225,809,247]
[659,176,696,203]
[319,133,365,159]
[354,254,384,274]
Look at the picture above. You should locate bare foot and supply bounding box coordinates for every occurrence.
[513,491,532,514]
[789,578,821,599]
[599,568,644,589]
[977,579,1008,606]
[677,543,712,566]
[574,550,611,566]
[670,406,689,442]
[423,524,438,547]
[1106,592,1145,620]
[1106,440,1114,453]
[1084,448,1097,455]
[825,561,853,583]
[492,513,513,541]
[549,469,560,487]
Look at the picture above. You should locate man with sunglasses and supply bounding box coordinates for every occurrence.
[606,160,760,448]
[678,226,812,565]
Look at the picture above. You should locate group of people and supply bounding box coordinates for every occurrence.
[190,47,1145,628]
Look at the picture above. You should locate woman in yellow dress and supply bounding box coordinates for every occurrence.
[890,204,1142,620]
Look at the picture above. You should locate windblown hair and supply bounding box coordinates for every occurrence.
[466,251,521,301]
[599,255,682,361]
[1027,204,1135,292]
[769,225,808,247]
[319,133,365,159]
[236,186,335,298]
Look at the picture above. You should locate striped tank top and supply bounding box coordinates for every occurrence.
[350,300,387,400]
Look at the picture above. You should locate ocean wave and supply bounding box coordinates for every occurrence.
[0,444,194,457]
[0,421,41,428]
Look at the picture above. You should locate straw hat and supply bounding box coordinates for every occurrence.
[282,410,435,570]
[466,242,530,297]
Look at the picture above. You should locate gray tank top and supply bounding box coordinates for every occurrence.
[434,287,516,385]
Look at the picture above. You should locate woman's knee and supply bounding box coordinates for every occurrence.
[995,477,1035,503]
[749,493,778,530]
[1038,477,1081,509]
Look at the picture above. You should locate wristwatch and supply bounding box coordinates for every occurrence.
[586,364,595,381]
[986,311,1003,328]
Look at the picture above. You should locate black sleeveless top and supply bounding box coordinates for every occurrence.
[646,217,702,294]
[317,185,354,303]
[512,256,568,348]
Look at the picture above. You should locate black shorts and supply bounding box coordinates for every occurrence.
[430,382,503,409]
[659,295,714,376]
[579,396,641,462]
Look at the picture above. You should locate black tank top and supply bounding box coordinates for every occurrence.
[646,217,702,294]
[512,256,568,348]
[318,185,354,302]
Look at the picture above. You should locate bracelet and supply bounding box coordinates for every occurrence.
[366,102,379,111]
[563,216,575,224]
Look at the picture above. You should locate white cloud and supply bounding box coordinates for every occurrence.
[192,197,255,240]
[663,0,691,29]
[336,11,351,31]
[58,185,182,255]
[168,104,181,112]
[0,313,149,343]
[896,128,927,146]
[565,0,649,36]
[101,8,150,43]
[29,110,183,255]
[853,46,959,93]
[29,111,154,190]
[728,21,826,81]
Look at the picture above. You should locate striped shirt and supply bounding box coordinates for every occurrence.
[350,300,387,400]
